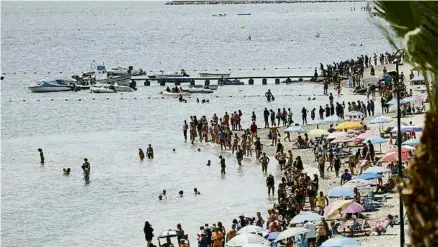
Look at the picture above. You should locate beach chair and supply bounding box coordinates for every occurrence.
[342,220,371,237]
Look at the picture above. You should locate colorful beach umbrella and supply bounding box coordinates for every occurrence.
[391,125,423,133]
[402,139,420,146]
[290,212,323,224]
[355,131,374,141]
[356,172,383,180]
[389,145,416,153]
[323,199,354,219]
[327,186,354,198]
[379,151,408,163]
[321,236,360,247]
[335,121,363,131]
[341,202,365,214]
[363,166,391,174]
[308,129,330,136]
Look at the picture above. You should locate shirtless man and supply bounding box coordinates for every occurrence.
[276,150,287,171]
[147,144,154,159]
[259,153,270,174]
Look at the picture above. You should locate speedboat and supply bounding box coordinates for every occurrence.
[107,66,145,76]
[159,90,190,96]
[199,72,230,78]
[28,81,73,93]
[148,71,189,79]
[90,83,132,93]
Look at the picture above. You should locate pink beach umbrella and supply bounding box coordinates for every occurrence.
[341,202,365,214]
[389,145,416,153]
[379,151,408,163]
[330,137,355,144]
[355,131,374,142]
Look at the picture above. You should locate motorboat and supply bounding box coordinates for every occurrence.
[159,90,191,96]
[212,13,226,17]
[199,72,230,78]
[219,79,244,86]
[237,13,252,16]
[88,63,130,86]
[107,66,145,76]
[28,81,73,93]
[181,88,214,94]
[148,70,189,79]
[90,83,132,93]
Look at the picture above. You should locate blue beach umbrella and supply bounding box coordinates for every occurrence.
[363,166,391,174]
[363,136,387,144]
[402,139,420,146]
[369,116,392,124]
[265,232,280,241]
[290,212,323,224]
[321,236,360,247]
[356,172,383,180]
[327,186,354,198]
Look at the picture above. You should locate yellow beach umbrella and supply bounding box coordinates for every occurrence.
[308,129,330,136]
[323,199,355,219]
[335,121,363,130]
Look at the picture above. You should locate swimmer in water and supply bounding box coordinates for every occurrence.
[197,148,201,152]
[38,148,44,164]
[159,195,163,200]
[194,188,201,195]
[179,190,184,197]
[206,160,211,166]
[63,168,71,176]
[139,148,145,160]
[173,149,176,152]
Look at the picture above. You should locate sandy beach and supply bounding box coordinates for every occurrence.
[207,62,426,246]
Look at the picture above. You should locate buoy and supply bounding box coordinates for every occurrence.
[106,98,109,100]
[37,99,40,101]
[65,99,68,101]
[51,99,54,101]
[78,99,81,101]
[23,100,25,101]
[92,98,95,100]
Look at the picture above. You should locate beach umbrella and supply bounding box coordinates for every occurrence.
[274,227,310,242]
[327,186,354,198]
[369,116,392,124]
[363,136,387,144]
[290,212,323,224]
[402,139,420,146]
[410,75,425,82]
[323,115,343,122]
[387,121,410,129]
[363,166,391,174]
[226,233,270,247]
[327,131,349,139]
[323,199,354,219]
[355,131,374,141]
[330,137,355,144]
[386,98,400,105]
[345,111,365,118]
[355,172,383,180]
[391,125,423,133]
[389,145,416,153]
[400,97,421,104]
[308,129,330,136]
[264,232,280,241]
[242,244,269,247]
[157,230,180,238]
[321,236,360,247]
[340,202,365,214]
[237,226,266,235]
[379,151,408,163]
[307,119,324,125]
[335,121,363,131]
[343,179,374,188]
[285,125,307,133]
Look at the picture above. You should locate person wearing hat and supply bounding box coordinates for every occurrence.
[38,148,44,164]
[81,158,90,173]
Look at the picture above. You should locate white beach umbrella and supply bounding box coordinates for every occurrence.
[344,111,365,118]
[285,125,307,133]
[323,115,343,123]
[274,227,310,242]
[226,233,270,247]
[237,225,266,234]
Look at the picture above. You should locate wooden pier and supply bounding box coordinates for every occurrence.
[130,75,325,86]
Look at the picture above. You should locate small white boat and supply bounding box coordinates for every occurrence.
[90,83,132,93]
[28,81,72,93]
[198,72,230,78]
[159,90,191,96]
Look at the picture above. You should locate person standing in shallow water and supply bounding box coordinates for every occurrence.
[301,107,308,125]
[147,144,154,159]
[266,173,275,197]
[183,120,188,142]
[144,221,154,247]
[38,148,44,164]
[259,152,270,174]
[219,156,226,175]
[139,148,145,160]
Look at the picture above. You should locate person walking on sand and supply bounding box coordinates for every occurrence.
[318,154,326,179]
[266,173,275,197]
[311,108,316,121]
[38,148,45,164]
[254,137,263,159]
[144,221,154,247]
[259,152,270,174]
[139,148,145,160]
[263,108,270,128]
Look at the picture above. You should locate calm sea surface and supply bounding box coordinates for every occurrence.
[1,2,390,246]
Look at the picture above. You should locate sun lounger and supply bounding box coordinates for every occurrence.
[341,220,371,237]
